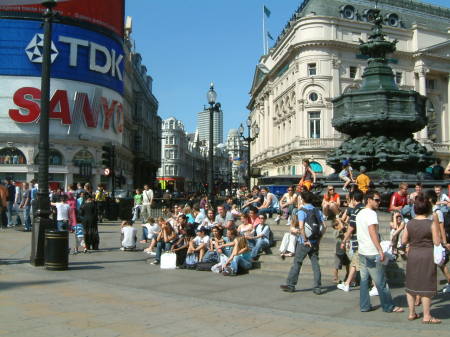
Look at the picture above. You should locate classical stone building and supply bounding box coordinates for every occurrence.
[226,129,248,187]
[248,0,450,177]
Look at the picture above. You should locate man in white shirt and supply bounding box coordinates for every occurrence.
[356,190,403,313]
[141,184,154,221]
[51,195,70,231]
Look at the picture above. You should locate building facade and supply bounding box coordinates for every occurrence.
[197,107,224,145]
[248,0,450,178]
[157,117,233,194]
[0,2,161,191]
[226,129,248,187]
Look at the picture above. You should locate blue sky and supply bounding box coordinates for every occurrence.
[125,0,449,138]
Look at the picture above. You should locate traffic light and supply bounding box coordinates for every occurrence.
[101,144,114,169]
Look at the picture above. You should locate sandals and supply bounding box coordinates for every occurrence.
[408,313,420,321]
[422,317,441,324]
[392,307,404,313]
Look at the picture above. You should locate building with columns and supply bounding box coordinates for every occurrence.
[248,0,450,178]
[226,129,248,187]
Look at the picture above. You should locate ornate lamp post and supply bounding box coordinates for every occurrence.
[206,83,221,205]
[238,117,259,192]
[30,0,57,266]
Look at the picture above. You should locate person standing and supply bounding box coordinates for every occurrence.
[402,195,441,323]
[5,177,17,227]
[280,191,325,295]
[0,180,8,228]
[141,184,154,222]
[19,182,32,231]
[94,184,107,223]
[80,195,99,250]
[51,195,70,231]
[356,190,403,313]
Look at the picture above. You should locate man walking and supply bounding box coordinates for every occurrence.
[356,190,403,313]
[5,177,17,227]
[141,184,154,221]
[280,191,326,295]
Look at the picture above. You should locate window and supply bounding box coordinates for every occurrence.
[309,92,318,102]
[0,147,27,165]
[165,165,170,175]
[349,66,357,79]
[174,165,178,176]
[308,111,321,139]
[395,72,402,85]
[169,136,175,145]
[165,150,170,159]
[307,63,316,76]
[426,79,436,90]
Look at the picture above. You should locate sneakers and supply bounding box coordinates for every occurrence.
[369,287,379,296]
[280,284,295,292]
[313,288,323,295]
[151,260,160,265]
[120,247,125,251]
[337,283,350,292]
[274,215,281,224]
[442,283,450,293]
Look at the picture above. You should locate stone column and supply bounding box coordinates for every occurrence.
[417,67,428,140]
[445,74,450,142]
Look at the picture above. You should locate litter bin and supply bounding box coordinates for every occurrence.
[45,230,69,270]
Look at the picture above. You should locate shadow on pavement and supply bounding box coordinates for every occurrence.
[68,265,104,271]
[0,279,64,291]
[69,258,147,266]
[0,259,29,265]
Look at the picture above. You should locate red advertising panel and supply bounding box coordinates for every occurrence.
[0,0,124,36]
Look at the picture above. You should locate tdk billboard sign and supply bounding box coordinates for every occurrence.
[0,19,124,94]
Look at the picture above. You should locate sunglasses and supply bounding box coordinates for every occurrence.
[373,198,381,203]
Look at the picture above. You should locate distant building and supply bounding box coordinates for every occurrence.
[226,129,248,186]
[248,0,450,177]
[197,106,224,145]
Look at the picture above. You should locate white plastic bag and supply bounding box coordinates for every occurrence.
[160,252,176,269]
[434,245,446,266]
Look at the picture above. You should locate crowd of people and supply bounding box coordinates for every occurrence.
[1,158,450,323]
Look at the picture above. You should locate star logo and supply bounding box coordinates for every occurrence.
[25,33,59,64]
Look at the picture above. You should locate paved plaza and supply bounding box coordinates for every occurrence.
[1,221,449,337]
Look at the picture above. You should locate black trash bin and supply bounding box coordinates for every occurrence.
[45,230,69,270]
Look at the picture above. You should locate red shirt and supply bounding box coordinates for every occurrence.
[389,192,407,212]
[323,193,340,203]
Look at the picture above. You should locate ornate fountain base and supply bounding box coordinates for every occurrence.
[327,134,434,175]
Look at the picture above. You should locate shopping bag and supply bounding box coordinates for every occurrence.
[434,245,446,266]
[160,252,176,269]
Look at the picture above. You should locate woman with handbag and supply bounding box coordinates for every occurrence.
[402,195,441,324]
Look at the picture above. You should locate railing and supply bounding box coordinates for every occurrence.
[253,138,342,162]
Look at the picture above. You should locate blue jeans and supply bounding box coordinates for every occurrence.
[230,255,252,274]
[286,243,322,290]
[155,241,172,262]
[56,220,69,231]
[359,254,395,312]
[251,238,270,258]
[6,201,16,226]
[24,205,31,230]
[258,207,279,216]
[141,227,148,241]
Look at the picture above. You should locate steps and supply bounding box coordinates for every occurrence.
[254,211,403,283]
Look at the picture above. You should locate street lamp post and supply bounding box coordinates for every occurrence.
[238,117,259,192]
[206,83,221,206]
[30,0,57,266]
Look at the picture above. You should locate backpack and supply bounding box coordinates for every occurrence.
[196,261,215,271]
[443,211,450,242]
[300,207,324,240]
[268,228,276,247]
[432,165,444,180]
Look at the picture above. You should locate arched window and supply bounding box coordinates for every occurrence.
[310,161,323,173]
[0,147,26,165]
[35,149,64,165]
[73,150,94,166]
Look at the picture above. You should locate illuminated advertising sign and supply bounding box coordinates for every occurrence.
[0,0,124,37]
[0,77,124,142]
[0,19,124,94]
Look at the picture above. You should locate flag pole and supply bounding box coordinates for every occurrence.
[262,5,266,54]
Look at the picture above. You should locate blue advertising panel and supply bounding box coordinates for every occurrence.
[0,19,124,94]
